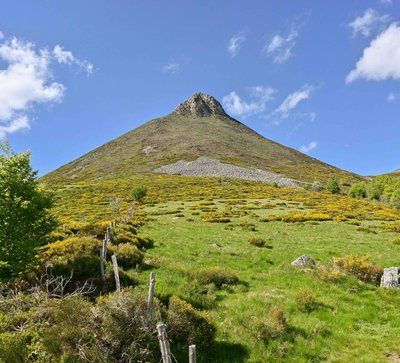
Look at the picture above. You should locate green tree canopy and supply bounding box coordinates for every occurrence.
[326,178,341,194]
[0,140,57,277]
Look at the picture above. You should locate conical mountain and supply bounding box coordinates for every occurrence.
[43,93,360,184]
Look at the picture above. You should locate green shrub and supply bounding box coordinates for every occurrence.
[251,306,287,343]
[167,296,216,346]
[390,189,400,210]
[131,186,148,204]
[136,235,155,249]
[195,267,239,288]
[392,237,400,245]
[113,243,144,267]
[239,221,256,231]
[326,179,341,194]
[296,288,318,313]
[249,237,266,247]
[348,182,367,199]
[334,255,383,284]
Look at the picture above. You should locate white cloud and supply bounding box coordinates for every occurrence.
[0,32,4,40]
[348,8,389,37]
[387,92,400,101]
[380,0,392,4]
[264,28,298,64]
[222,86,275,118]
[227,30,247,57]
[299,141,317,154]
[346,23,400,83]
[53,45,93,74]
[0,35,92,137]
[274,84,314,119]
[263,13,310,64]
[162,62,180,74]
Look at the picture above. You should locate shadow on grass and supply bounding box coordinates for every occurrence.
[173,341,249,363]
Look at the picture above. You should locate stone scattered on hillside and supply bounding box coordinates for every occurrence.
[380,267,400,288]
[173,92,228,117]
[291,255,316,268]
[154,157,299,188]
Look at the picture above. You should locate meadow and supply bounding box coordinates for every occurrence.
[38,174,400,362]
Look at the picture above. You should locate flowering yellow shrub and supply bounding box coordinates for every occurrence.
[281,212,332,223]
[334,255,383,284]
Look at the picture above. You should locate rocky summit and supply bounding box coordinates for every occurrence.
[173,92,228,117]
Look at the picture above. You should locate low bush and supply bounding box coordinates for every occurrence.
[166,296,216,346]
[296,288,318,313]
[348,182,367,199]
[195,267,239,288]
[239,221,256,231]
[249,237,266,247]
[251,306,287,343]
[281,212,332,223]
[112,243,144,268]
[334,255,383,284]
[392,237,400,245]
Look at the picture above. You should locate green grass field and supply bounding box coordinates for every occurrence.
[38,174,400,362]
[128,196,400,362]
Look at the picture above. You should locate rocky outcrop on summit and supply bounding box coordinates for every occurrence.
[154,157,299,187]
[173,92,228,117]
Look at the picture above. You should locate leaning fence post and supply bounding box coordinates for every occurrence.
[146,272,156,326]
[111,254,121,292]
[100,247,105,281]
[157,323,172,363]
[189,344,196,363]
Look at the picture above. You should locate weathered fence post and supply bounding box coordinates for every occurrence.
[103,228,109,260]
[157,323,172,363]
[100,247,105,281]
[189,344,196,363]
[111,254,121,292]
[146,272,156,326]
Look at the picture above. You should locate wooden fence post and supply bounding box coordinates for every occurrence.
[111,254,121,292]
[100,247,105,281]
[102,236,108,260]
[189,344,196,363]
[157,323,172,363]
[146,272,156,326]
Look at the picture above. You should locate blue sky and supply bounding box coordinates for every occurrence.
[0,0,399,176]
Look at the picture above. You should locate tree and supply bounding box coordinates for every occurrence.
[390,189,400,210]
[348,182,367,199]
[131,186,147,204]
[0,140,57,277]
[326,178,341,194]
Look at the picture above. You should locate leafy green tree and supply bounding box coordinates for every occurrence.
[326,178,341,194]
[131,186,147,204]
[0,140,57,277]
[390,189,400,210]
[348,182,367,199]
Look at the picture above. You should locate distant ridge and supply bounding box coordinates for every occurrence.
[42,92,361,184]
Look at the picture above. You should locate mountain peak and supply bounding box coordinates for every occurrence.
[173,92,228,117]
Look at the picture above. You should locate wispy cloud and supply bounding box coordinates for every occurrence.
[0,34,93,138]
[162,62,180,74]
[380,0,392,5]
[346,23,400,83]
[263,13,309,64]
[227,29,247,57]
[387,92,400,101]
[348,8,389,37]
[53,45,93,74]
[222,86,275,118]
[299,141,317,154]
[273,84,314,120]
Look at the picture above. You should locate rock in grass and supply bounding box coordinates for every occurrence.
[380,267,400,288]
[291,255,316,268]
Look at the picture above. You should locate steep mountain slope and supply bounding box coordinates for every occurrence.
[43,93,360,184]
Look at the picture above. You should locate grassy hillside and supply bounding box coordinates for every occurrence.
[42,94,360,184]
[36,173,400,362]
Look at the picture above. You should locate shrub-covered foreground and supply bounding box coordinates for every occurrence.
[0,285,217,362]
